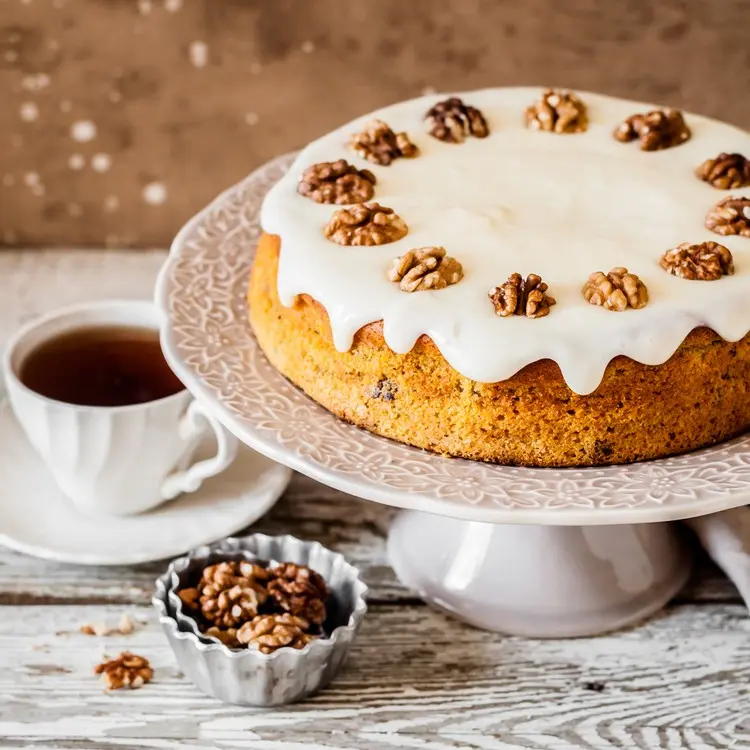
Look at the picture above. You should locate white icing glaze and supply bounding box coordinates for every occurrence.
[260,87,750,394]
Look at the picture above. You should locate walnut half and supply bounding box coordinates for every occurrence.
[267,563,328,626]
[583,267,648,311]
[348,120,419,166]
[613,109,690,151]
[198,560,269,629]
[525,89,588,134]
[325,203,408,246]
[298,159,376,204]
[705,196,750,238]
[424,97,489,143]
[388,247,463,292]
[696,153,750,190]
[660,242,734,281]
[488,273,556,318]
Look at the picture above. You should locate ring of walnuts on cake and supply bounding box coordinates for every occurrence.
[250,88,750,467]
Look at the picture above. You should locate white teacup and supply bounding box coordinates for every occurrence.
[3,300,238,517]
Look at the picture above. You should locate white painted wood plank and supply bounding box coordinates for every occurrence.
[0,604,748,749]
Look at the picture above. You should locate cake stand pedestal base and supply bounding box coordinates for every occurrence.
[388,510,692,637]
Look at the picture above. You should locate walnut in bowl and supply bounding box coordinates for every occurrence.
[154,534,367,706]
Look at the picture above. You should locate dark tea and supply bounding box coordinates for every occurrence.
[20,325,184,407]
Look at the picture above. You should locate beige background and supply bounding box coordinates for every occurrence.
[2,0,750,248]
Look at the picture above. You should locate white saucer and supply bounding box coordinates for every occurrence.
[0,400,292,565]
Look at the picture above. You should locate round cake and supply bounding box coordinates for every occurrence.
[249,87,750,467]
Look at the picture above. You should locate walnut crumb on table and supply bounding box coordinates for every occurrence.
[94,652,153,690]
[80,614,136,636]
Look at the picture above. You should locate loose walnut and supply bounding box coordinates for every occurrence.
[696,153,750,190]
[298,159,376,205]
[488,273,556,318]
[705,196,750,238]
[325,202,408,246]
[388,246,464,292]
[613,109,690,151]
[424,97,489,143]
[267,563,328,626]
[525,89,588,134]
[348,119,419,166]
[583,267,648,311]
[660,242,734,281]
[236,613,315,654]
[94,652,153,690]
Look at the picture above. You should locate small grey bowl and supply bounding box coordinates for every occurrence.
[152,533,368,706]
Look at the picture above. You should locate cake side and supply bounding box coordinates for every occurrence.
[250,234,750,467]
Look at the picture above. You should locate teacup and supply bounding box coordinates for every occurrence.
[3,300,238,517]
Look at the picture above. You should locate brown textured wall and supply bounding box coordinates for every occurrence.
[2,0,750,249]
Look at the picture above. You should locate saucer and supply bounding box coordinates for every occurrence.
[0,400,292,565]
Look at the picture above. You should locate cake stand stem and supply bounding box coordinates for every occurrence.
[388,510,692,637]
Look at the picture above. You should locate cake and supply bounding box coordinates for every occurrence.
[249,87,750,467]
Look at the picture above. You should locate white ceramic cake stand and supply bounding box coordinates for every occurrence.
[155,155,750,637]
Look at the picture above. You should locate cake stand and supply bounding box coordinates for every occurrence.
[155,155,750,637]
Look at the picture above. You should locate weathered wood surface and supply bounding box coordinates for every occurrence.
[1,602,750,749]
[0,250,747,749]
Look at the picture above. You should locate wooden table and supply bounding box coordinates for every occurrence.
[1,251,747,750]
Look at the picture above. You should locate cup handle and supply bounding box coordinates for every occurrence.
[160,400,239,501]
